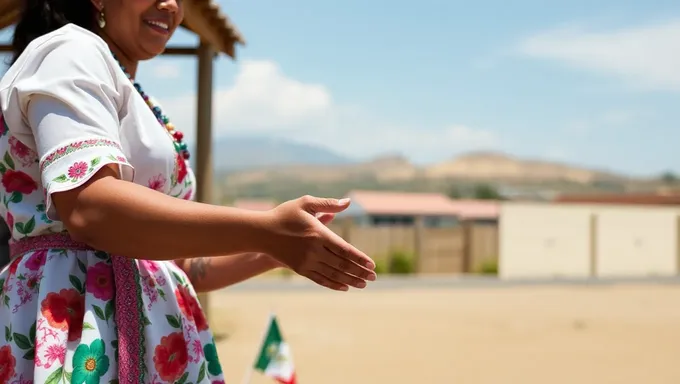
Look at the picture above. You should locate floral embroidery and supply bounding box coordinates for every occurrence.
[40,138,123,172]
[68,161,89,179]
[72,339,110,384]
[148,174,166,191]
[153,332,189,382]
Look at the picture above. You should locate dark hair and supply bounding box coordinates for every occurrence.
[11,0,98,64]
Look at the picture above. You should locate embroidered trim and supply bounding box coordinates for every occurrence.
[40,138,124,172]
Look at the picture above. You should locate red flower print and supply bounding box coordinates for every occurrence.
[1,169,37,194]
[140,260,160,274]
[176,154,188,184]
[8,256,21,276]
[25,250,48,271]
[40,288,85,342]
[67,161,88,180]
[5,212,13,233]
[153,332,189,382]
[86,262,114,301]
[147,174,166,191]
[8,136,37,167]
[175,285,208,331]
[0,345,16,383]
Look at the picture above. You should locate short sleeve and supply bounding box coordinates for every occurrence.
[5,35,134,220]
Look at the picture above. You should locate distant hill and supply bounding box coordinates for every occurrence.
[210,137,353,170]
[206,139,657,202]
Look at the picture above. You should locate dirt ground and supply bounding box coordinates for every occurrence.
[208,283,680,384]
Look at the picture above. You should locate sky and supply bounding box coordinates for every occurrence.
[2,0,680,176]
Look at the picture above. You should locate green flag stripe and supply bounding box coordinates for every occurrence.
[254,317,284,371]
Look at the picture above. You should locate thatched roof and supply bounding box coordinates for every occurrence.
[0,0,245,58]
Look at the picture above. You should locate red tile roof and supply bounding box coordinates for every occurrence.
[346,190,500,219]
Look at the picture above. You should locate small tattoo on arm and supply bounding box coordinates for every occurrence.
[188,257,210,281]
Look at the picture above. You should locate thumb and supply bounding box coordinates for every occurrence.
[301,196,351,214]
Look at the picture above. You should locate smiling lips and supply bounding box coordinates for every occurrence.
[144,19,171,34]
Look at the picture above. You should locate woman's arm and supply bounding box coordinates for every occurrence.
[176,253,281,293]
[53,167,273,260]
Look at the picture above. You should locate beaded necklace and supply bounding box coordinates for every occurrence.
[113,54,190,161]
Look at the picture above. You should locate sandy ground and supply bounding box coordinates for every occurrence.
[208,283,680,384]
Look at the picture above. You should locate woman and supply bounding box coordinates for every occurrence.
[0,0,376,382]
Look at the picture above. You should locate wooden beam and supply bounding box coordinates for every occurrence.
[194,41,215,318]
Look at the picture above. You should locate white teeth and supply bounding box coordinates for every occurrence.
[146,20,169,30]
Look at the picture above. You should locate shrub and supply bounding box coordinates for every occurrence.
[476,258,498,275]
[373,259,388,274]
[388,249,415,274]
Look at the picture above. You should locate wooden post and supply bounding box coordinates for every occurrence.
[414,216,425,273]
[461,220,472,273]
[195,41,214,317]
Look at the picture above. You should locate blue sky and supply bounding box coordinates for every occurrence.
[3,0,680,176]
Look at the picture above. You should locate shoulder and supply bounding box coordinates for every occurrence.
[0,24,118,92]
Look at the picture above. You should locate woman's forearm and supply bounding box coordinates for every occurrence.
[53,168,274,260]
[177,253,280,293]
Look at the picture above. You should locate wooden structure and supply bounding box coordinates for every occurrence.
[0,0,247,317]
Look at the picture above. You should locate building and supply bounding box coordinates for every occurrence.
[554,192,680,205]
[336,190,500,227]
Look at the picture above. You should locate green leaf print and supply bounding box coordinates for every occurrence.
[29,321,36,342]
[4,324,12,342]
[93,305,106,322]
[52,174,68,183]
[15,216,36,235]
[8,191,22,204]
[83,322,96,330]
[65,371,73,382]
[197,362,206,383]
[104,300,114,320]
[13,332,31,349]
[0,162,7,174]
[22,348,35,360]
[70,275,84,294]
[3,295,9,308]
[3,151,15,170]
[94,251,109,260]
[171,271,185,285]
[91,157,101,167]
[166,314,182,329]
[44,367,64,384]
[174,372,189,384]
[77,258,87,274]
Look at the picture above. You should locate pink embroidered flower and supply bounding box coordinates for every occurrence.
[39,343,66,369]
[86,262,114,301]
[148,174,166,191]
[25,250,48,271]
[67,161,88,179]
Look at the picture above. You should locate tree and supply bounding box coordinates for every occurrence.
[472,184,503,200]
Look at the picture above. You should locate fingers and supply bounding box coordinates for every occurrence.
[307,271,349,291]
[321,247,376,282]
[299,195,351,214]
[323,230,376,270]
[316,212,335,225]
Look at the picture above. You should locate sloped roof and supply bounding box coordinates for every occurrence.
[0,0,245,58]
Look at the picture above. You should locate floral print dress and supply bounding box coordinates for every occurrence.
[0,24,224,383]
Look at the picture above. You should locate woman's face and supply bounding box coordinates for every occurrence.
[94,0,184,61]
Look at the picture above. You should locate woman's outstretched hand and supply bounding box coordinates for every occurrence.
[265,195,376,291]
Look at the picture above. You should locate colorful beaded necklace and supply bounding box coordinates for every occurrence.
[112,54,190,160]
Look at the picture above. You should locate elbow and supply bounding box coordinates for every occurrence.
[60,209,99,246]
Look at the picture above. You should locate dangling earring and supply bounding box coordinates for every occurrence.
[98,11,106,28]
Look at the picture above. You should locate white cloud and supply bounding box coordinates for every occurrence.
[151,63,181,79]
[157,59,501,162]
[517,19,680,91]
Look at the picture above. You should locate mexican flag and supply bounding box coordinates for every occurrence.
[253,315,297,384]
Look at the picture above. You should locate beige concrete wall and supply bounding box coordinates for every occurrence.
[499,202,680,279]
[499,203,593,279]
